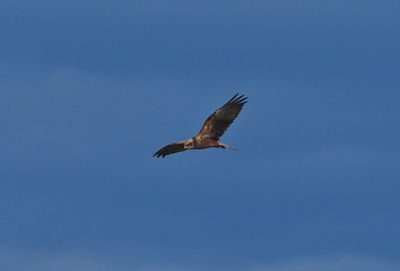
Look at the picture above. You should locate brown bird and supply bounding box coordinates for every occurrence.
[153,93,248,158]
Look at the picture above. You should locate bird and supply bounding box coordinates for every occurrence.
[153,93,248,158]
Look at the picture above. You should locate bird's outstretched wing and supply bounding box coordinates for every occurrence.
[153,141,187,158]
[197,93,248,140]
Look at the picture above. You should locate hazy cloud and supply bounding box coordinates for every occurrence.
[1,249,398,271]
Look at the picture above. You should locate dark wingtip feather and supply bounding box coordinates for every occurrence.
[225,93,249,106]
[236,94,245,100]
[228,93,248,106]
[152,152,163,158]
[236,97,247,103]
[227,93,239,104]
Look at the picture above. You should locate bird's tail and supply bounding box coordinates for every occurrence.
[218,142,238,150]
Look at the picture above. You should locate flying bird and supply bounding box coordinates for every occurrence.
[153,93,248,158]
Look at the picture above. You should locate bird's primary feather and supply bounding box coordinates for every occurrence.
[152,141,186,158]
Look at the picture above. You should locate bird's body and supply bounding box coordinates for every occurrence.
[193,137,215,149]
[153,93,247,158]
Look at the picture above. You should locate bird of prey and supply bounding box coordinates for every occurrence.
[153,93,248,158]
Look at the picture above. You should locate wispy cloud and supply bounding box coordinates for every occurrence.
[1,249,398,271]
[251,256,400,271]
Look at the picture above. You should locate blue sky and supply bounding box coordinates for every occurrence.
[1,1,400,270]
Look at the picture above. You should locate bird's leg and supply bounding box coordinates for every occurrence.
[217,142,237,150]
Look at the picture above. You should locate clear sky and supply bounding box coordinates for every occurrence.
[1,1,400,270]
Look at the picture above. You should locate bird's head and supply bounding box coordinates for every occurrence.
[184,138,194,149]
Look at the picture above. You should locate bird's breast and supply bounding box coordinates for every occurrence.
[193,137,218,149]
